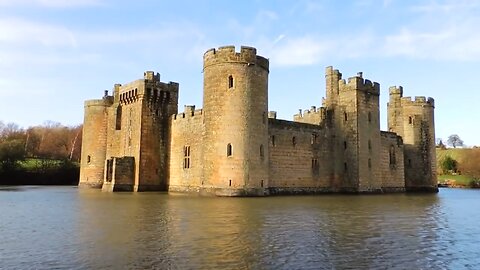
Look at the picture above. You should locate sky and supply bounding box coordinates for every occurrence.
[0,0,479,146]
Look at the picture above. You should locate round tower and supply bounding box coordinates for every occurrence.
[79,97,112,188]
[202,46,270,196]
[400,96,437,192]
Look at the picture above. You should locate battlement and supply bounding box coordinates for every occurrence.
[268,111,277,119]
[339,74,380,95]
[389,86,403,95]
[144,71,160,81]
[85,98,113,107]
[400,96,435,107]
[293,106,326,124]
[172,105,203,120]
[203,45,269,71]
[325,66,342,79]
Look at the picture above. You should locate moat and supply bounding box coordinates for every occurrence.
[1,186,479,269]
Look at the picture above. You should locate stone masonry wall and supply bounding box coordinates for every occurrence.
[79,97,112,188]
[169,107,205,192]
[268,119,333,192]
[380,131,405,191]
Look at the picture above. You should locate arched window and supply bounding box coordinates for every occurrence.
[228,75,234,89]
[344,112,348,122]
[227,143,232,156]
[229,179,232,186]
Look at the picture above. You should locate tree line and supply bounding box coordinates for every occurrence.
[0,120,82,172]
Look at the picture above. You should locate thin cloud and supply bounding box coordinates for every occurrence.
[0,0,103,7]
[0,17,77,47]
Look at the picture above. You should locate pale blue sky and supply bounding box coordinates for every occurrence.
[0,0,479,145]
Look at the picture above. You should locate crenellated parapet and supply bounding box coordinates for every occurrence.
[389,86,403,95]
[400,96,435,108]
[339,73,380,95]
[172,105,204,121]
[293,106,326,125]
[203,45,269,71]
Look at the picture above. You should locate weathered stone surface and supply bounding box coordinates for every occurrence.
[79,46,437,196]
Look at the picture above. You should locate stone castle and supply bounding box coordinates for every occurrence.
[79,45,437,196]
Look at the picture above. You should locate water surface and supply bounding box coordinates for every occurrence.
[1,186,479,269]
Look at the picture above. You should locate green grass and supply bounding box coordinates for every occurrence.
[438,174,473,186]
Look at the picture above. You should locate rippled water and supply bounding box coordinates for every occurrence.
[1,186,479,269]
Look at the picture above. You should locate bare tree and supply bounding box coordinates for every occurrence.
[447,134,464,148]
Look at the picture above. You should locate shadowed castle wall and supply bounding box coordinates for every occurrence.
[388,88,437,192]
[380,131,405,191]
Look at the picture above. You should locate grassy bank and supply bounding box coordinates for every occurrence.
[0,158,79,185]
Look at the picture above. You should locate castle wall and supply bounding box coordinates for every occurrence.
[102,156,135,192]
[137,77,178,191]
[380,132,405,191]
[268,119,334,194]
[202,46,269,196]
[169,107,205,193]
[105,81,144,190]
[79,46,437,196]
[388,91,437,192]
[79,97,112,188]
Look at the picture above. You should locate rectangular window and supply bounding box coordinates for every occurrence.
[183,145,191,169]
[312,158,319,175]
[311,133,317,145]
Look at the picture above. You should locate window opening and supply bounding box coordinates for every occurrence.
[184,145,191,169]
[228,75,234,89]
[227,143,232,156]
[389,145,396,165]
[311,133,317,145]
[115,105,122,130]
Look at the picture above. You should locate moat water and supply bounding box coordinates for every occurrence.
[0,186,479,269]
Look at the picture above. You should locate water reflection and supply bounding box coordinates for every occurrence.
[1,187,479,269]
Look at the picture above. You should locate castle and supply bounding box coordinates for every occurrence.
[79,46,437,195]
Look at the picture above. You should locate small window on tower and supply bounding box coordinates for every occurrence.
[260,144,264,160]
[228,75,234,89]
[408,116,413,124]
[368,112,372,123]
[344,112,348,122]
[227,143,232,157]
[87,155,91,164]
[115,105,122,130]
